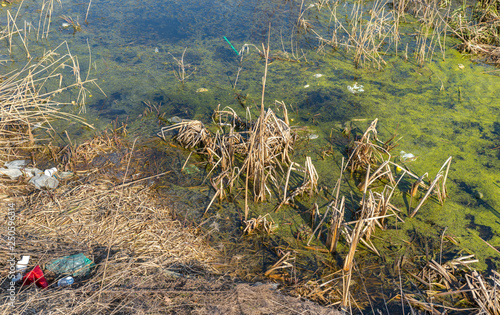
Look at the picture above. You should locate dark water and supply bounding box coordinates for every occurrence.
[2,0,499,312]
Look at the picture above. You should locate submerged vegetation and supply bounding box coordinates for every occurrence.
[0,0,499,313]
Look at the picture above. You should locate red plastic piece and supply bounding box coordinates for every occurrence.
[22,265,48,289]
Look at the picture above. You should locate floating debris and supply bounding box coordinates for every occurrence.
[313,73,323,78]
[304,84,310,88]
[167,116,182,124]
[61,23,71,29]
[400,150,416,162]
[182,163,200,174]
[196,88,208,93]
[154,47,159,53]
[308,134,319,140]
[458,64,465,70]
[347,82,364,94]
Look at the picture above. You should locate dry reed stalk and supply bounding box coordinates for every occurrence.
[326,196,345,253]
[264,251,294,277]
[343,165,371,272]
[341,270,352,309]
[168,47,196,85]
[159,120,211,149]
[243,214,276,235]
[409,156,452,218]
[345,119,392,175]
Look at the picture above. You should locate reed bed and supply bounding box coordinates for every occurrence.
[391,247,500,314]
[160,40,318,220]
[160,103,301,220]
[302,0,499,67]
[0,42,98,166]
[300,119,455,309]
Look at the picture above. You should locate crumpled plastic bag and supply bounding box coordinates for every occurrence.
[45,253,94,277]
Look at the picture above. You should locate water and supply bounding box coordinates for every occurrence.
[2,0,499,311]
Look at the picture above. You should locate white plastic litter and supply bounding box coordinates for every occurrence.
[313,73,323,78]
[0,168,23,180]
[0,160,61,188]
[347,82,364,94]
[57,276,75,287]
[400,151,416,162]
[44,167,58,177]
[16,256,30,271]
[13,256,30,282]
[4,160,29,169]
[29,174,59,189]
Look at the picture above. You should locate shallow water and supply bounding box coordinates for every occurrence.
[2,0,499,310]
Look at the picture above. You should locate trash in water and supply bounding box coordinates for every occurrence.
[154,47,159,53]
[45,253,94,277]
[183,164,200,174]
[168,116,182,124]
[313,73,323,78]
[57,276,75,287]
[304,84,310,88]
[22,266,48,289]
[308,134,319,140]
[347,82,364,94]
[400,151,417,162]
[196,88,208,93]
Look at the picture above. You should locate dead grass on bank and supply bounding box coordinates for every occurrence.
[0,171,219,314]
[0,130,220,313]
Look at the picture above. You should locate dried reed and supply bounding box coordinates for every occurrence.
[169,47,196,86]
[0,42,97,164]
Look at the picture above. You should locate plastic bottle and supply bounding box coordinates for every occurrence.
[16,256,30,271]
[13,256,30,282]
[57,276,74,287]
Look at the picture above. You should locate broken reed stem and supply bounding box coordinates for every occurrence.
[344,164,371,272]
[409,157,452,218]
[85,0,92,24]
[342,270,352,308]
[327,196,345,253]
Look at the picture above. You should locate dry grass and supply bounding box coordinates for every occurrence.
[0,135,218,313]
